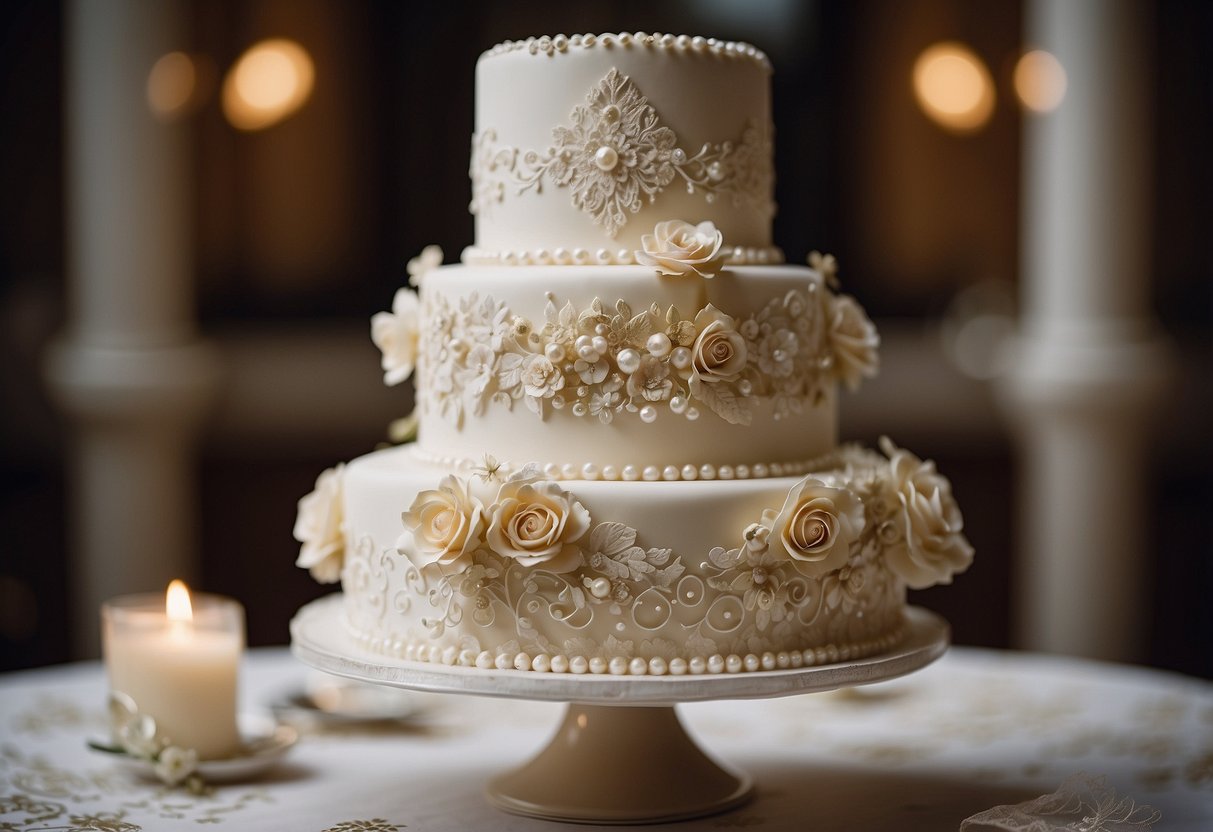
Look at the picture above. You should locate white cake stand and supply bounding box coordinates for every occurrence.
[291,595,948,825]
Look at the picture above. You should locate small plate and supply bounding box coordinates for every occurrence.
[89,713,298,783]
[270,672,430,728]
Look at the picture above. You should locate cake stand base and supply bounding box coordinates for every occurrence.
[291,597,949,825]
[487,703,751,824]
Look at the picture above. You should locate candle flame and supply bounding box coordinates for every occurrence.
[166,580,193,623]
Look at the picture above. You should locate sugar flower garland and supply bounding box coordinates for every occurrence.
[304,441,972,669]
[295,442,973,596]
[371,240,879,426]
[416,285,876,426]
[378,441,971,629]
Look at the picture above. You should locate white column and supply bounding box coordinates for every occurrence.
[1002,0,1171,660]
[47,0,218,657]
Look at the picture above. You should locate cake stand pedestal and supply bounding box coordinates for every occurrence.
[291,596,949,825]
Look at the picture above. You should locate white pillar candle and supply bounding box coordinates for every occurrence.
[102,581,244,760]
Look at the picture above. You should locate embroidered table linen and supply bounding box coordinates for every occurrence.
[1,646,1209,831]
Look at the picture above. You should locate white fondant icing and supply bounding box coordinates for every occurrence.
[338,444,931,669]
[411,263,859,468]
[474,35,773,255]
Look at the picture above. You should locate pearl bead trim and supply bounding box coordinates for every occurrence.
[349,621,906,676]
[412,446,838,484]
[461,244,785,267]
[481,33,772,73]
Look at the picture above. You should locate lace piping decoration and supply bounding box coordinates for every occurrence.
[470,68,774,237]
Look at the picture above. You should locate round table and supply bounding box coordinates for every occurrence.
[1,646,1210,831]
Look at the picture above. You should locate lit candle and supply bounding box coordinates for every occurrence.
[102,581,244,760]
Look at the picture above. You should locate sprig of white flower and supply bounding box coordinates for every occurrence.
[154,745,199,786]
[406,244,443,286]
[103,691,204,790]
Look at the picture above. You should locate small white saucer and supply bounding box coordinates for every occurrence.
[89,713,298,783]
[270,672,431,728]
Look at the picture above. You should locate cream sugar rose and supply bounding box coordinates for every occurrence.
[293,32,974,675]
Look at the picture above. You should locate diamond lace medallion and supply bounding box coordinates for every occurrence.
[471,69,773,237]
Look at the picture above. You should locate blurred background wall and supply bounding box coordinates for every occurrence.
[0,0,1209,676]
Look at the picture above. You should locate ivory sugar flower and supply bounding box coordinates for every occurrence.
[399,475,487,576]
[635,220,727,278]
[828,294,880,391]
[764,477,865,578]
[406,244,443,286]
[294,464,346,584]
[880,437,974,589]
[486,480,590,573]
[371,288,421,386]
[690,305,748,384]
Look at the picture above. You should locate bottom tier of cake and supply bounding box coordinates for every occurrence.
[300,437,972,676]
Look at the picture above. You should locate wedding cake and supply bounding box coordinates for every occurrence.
[294,33,974,677]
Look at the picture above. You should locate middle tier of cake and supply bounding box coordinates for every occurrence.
[410,262,878,473]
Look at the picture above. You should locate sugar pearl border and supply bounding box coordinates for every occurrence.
[351,621,906,676]
[481,33,772,73]
[461,245,785,267]
[413,447,833,483]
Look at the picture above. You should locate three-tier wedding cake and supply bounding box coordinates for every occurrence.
[293,33,974,677]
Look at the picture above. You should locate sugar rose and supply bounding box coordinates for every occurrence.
[486,480,590,573]
[294,464,346,584]
[880,437,974,589]
[828,294,880,391]
[635,220,726,278]
[371,288,421,386]
[764,477,865,578]
[690,305,748,384]
[399,475,486,576]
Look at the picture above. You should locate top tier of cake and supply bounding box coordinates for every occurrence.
[469,33,776,263]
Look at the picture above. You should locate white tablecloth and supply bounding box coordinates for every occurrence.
[1,647,1210,831]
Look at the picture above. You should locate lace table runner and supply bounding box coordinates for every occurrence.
[1,647,1209,831]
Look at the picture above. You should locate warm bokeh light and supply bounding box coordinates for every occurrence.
[222,38,314,131]
[166,579,193,623]
[146,51,197,121]
[1014,50,1067,113]
[912,42,995,134]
